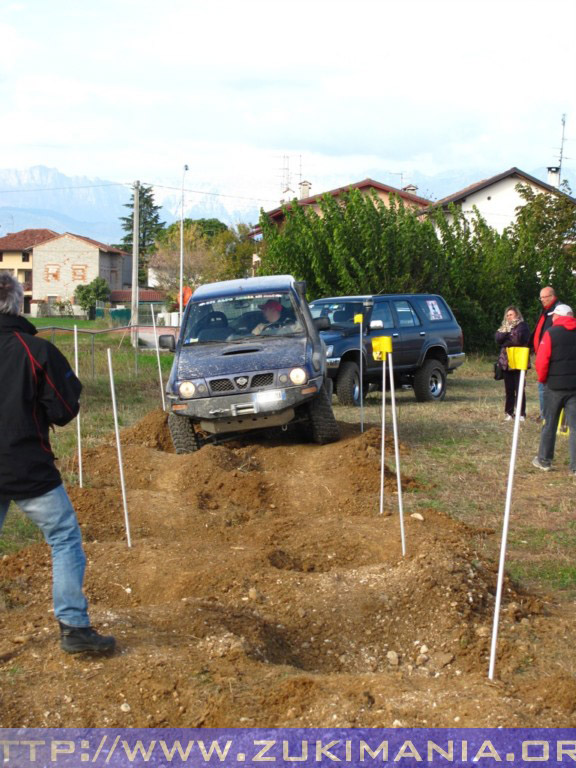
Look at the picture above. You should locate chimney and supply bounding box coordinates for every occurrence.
[402,183,419,195]
[547,166,560,188]
[299,180,312,199]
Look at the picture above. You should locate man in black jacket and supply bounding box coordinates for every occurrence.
[0,273,115,654]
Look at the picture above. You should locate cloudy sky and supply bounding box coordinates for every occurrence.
[1,0,575,210]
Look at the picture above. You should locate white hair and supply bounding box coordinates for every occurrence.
[0,272,24,315]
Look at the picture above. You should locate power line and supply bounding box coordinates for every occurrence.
[145,182,277,205]
[0,179,277,205]
[0,182,130,194]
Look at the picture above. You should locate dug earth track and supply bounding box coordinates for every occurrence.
[1,410,575,726]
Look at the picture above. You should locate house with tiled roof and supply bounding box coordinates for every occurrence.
[31,232,129,310]
[259,178,430,232]
[0,229,58,312]
[423,167,576,233]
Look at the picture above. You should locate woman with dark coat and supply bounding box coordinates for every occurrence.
[495,305,530,421]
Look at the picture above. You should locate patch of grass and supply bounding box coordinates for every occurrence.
[508,561,576,593]
[0,506,43,555]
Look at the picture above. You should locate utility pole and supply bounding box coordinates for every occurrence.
[179,164,189,326]
[131,180,140,347]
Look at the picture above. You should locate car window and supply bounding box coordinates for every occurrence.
[415,297,451,322]
[183,292,304,343]
[309,301,364,328]
[370,301,394,329]
[393,300,421,328]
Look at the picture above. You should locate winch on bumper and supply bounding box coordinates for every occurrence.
[169,376,324,434]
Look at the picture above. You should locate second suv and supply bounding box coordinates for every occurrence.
[309,293,465,405]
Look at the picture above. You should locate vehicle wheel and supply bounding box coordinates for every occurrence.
[336,361,368,406]
[167,412,201,453]
[306,387,340,444]
[413,359,447,402]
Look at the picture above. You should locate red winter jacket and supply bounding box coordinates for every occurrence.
[535,315,576,385]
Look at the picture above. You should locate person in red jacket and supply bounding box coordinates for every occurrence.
[533,303,576,475]
[531,286,561,419]
[0,272,115,654]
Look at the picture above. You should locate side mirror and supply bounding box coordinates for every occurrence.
[159,334,176,352]
[314,316,330,331]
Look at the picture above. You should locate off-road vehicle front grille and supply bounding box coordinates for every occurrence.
[251,373,274,388]
[209,378,235,393]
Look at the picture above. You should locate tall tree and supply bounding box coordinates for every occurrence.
[119,184,166,285]
[149,218,253,300]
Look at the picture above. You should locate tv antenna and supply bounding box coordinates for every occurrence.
[558,113,567,180]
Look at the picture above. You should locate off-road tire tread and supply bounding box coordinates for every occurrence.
[307,386,340,444]
[168,412,201,454]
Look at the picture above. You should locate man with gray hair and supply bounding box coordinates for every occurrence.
[0,272,115,653]
[533,303,576,476]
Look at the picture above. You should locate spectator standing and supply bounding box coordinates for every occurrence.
[531,286,561,419]
[0,272,115,654]
[533,304,576,475]
[495,305,530,421]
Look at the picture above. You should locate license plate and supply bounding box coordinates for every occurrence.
[256,389,284,404]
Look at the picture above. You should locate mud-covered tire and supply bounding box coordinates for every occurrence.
[413,359,447,402]
[306,387,340,444]
[167,412,201,453]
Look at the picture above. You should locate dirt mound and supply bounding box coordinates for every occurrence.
[1,409,574,727]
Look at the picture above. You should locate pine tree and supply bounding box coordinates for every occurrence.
[119,184,166,286]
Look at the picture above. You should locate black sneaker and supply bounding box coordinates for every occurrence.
[59,622,116,654]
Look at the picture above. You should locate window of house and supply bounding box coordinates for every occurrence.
[44,264,60,282]
[22,253,30,263]
[71,265,87,282]
[0,253,3,261]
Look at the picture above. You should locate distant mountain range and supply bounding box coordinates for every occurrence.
[0,164,573,245]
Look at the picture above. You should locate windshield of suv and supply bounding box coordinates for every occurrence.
[309,300,365,328]
[182,292,305,344]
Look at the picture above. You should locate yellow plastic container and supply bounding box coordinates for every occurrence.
[506,346,530,371]
[354,314,363,324]
[372,336,393,360]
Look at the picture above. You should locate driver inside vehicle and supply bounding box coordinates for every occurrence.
[251,299,284,335]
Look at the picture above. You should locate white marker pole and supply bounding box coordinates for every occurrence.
[379,353,387,516]
[489,362,527,680]
[150,304,166,411]
[359,317,364,433]
[107,348,132,548]
[73,325,83,488]
[388,352,406,557]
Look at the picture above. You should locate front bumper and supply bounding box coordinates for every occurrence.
[168,376,324,433]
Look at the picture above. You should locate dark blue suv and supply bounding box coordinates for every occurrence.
[160,275,339,452]
[309,293,465,405]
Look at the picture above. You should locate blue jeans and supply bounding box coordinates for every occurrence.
[538,381,546,418]
[0,485,90,627]
[538,389,576,472]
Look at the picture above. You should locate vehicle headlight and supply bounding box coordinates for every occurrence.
[178,381,196,398]
[289,367,307,385]
[325,345,334,357]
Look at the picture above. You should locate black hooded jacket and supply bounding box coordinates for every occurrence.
[0,314,82,500]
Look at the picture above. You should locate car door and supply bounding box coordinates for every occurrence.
[364,300,394,374]
[390,299,426,368]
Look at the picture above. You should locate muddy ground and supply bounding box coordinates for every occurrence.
[1,410,576,727]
